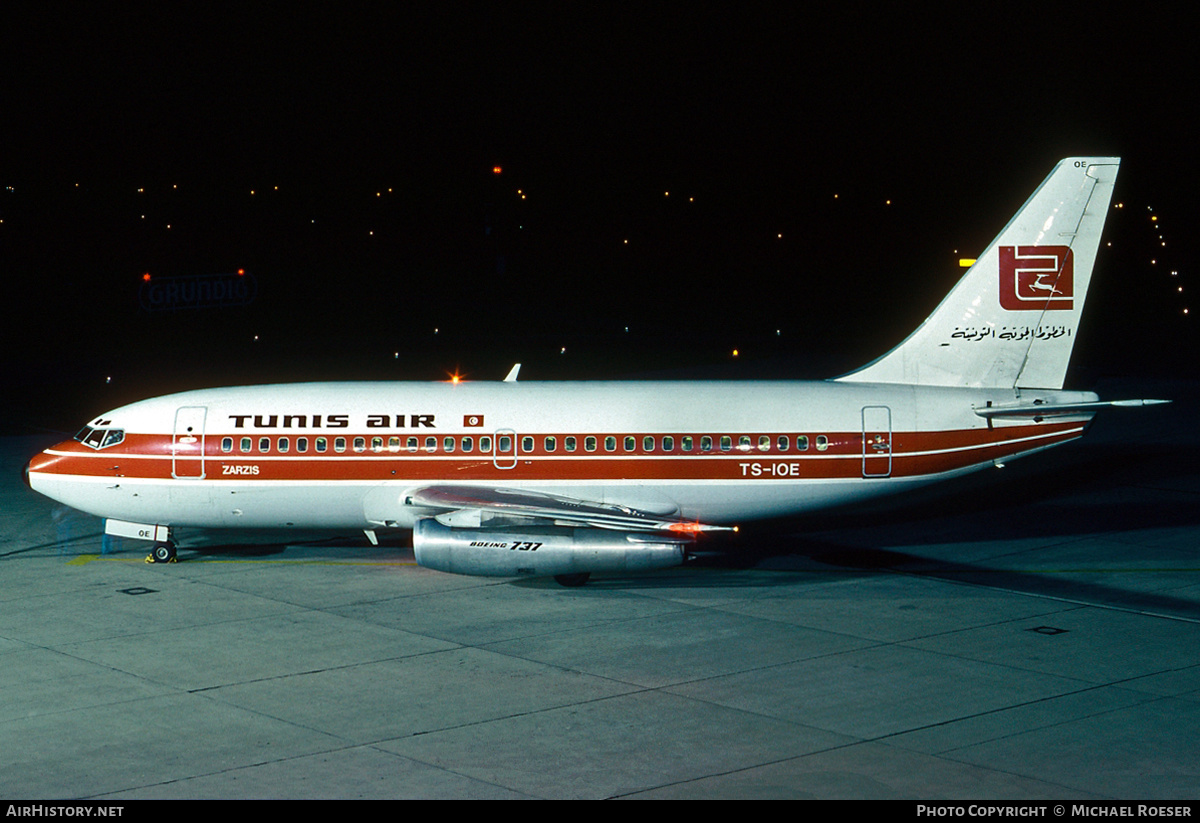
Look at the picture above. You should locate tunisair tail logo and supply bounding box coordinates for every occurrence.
[998,246,1074,311]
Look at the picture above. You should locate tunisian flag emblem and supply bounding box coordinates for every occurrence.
[463,414,485,427]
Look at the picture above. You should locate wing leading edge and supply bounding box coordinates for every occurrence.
[405,485,734,533]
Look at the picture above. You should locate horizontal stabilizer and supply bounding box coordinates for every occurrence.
[975,398,1170,420]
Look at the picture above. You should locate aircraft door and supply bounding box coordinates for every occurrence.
[173,406,207,479]
[861,405,892,478]
[493,428,517,470]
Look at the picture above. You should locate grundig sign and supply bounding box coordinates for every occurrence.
[139,271,258,312]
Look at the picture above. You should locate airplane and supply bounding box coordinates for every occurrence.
[24,157,1169,586]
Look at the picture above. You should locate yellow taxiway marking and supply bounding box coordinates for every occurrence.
[66,554,415,567]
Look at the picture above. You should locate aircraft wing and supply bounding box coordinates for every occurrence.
[404,485,733,534]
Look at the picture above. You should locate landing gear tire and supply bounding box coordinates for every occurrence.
[146,541,177,564]
[553,572,590,587]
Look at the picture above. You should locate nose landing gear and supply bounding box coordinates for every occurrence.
[145,541,177,564]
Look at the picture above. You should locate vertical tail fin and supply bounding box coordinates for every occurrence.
[838,157,1120,389]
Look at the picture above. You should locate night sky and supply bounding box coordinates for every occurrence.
[2,6,1195,432]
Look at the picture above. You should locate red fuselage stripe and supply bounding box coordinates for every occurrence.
[29,423,1085,482]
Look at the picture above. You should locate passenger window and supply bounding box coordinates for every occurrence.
[816,435,829,452]
[758,436,771,452]
[425,436,437,453]
[738,435,751,451]
[565,436,577,452]
[371,437,383,453]
[681,436,693,452]
[624,436,635,451]
[406,436,418,452]
[334,437,346,453]
[388,436,400,453]
[498,435,512,452]
[585,436,597,452]
[461,436,474,453]
[604,436,616,452]
[522,436,534,453]
[443,437,455,453]
[777,435,789,451]
[701,436,713,452]
[241,437,252,453]
[316,437,327,453]
[353,437,366,453]
[721,436,733,452]
[258,437,270,452]
[544,436,556,452]
[278,437,290,453]
[222,437,233,453]
[296,437,309,453]
[797,435,809,451]
[479,436,491,452]
[662,435,674,451]
[643,436,654,452]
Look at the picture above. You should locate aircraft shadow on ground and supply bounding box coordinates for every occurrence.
[749,438,1199,545]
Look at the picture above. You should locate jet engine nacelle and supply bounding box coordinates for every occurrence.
[412,518,687,578]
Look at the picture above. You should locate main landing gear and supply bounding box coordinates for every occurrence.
[145,541,177,564]
[553,573,591,587]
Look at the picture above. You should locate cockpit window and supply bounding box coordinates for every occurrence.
[75,427,124,450]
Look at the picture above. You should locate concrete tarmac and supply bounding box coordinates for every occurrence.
[1,378,1196,799]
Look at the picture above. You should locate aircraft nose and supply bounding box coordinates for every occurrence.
[23,447,58,491]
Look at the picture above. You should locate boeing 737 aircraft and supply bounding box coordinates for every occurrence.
[25,157,1168,585]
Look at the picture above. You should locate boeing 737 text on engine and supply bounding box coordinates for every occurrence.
[25,158,1168,585]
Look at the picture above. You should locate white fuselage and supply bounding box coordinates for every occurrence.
[25,379,1096,534]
